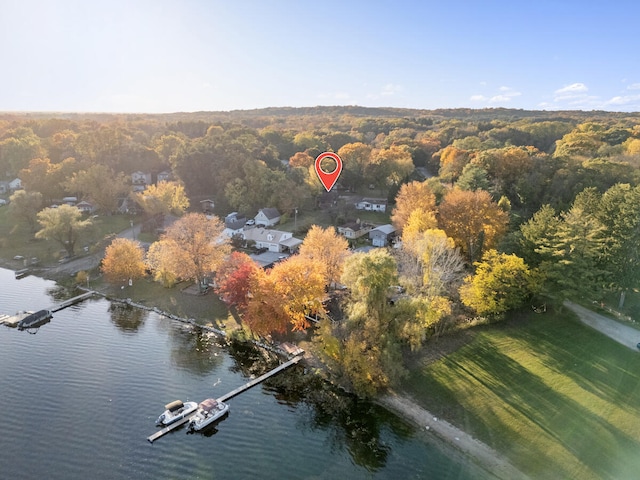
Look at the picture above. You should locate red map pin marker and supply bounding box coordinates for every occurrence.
[315,152,343,192]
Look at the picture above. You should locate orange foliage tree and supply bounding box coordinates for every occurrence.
[147,213,230,289]
[391,180,437,231]
[101,238,146,284]
[244,256,327,335]
[438,189,508,263]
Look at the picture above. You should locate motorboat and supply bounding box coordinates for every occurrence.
[156,400,198,426]
[17,310,52,330]
[187,398,229,431]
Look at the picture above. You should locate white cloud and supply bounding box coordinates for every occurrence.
[555,83,588,94]
[604,94,640,106]
[380,83,403,96]
[469,86,520,105]
[627,83,640,90]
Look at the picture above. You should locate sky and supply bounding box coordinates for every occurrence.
[1,0,640,113]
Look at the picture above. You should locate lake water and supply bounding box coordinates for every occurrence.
[0,268,489,479]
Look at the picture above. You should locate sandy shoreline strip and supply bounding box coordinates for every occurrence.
[378,392,529,480]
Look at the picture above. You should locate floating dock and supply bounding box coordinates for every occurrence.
[147,355,303,443]
[1,291,95,329]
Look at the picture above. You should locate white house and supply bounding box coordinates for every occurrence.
[9,178,22,191]
[369,224,397,247]
[157,170,171,182]
[241,228,302,253]
[76,201,94,214]
[355,198,387,212]
[131,171,152,191]
[337,222,374,239]
[254,208,281,227]
[222,212,247,237]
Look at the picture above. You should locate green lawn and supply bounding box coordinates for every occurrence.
[400,310,640,479]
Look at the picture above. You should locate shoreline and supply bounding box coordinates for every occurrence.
[378,391,529,480]
[4,261,528,478]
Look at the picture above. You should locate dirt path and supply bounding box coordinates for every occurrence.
[564,300,640,351]
[378,392,529,480]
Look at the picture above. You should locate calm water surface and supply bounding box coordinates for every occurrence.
[0,268,488,479]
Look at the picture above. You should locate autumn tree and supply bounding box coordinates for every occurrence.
[244,256,327,335]
[35,205,93,256]
[9,189,43,232]
[438,189,509,263]
[101,238,146,284]
[390,180,437,231]
[437,145,471,183]
[214,252,258,309]
[288,151,314,168]
[460,250,537,316]
[147,213,230,289]
[337,142,372,190]
[146,239,181,287]
[367,145,414,188]
[20,157,77,202]
[298,225,350,287]
[133,181,189,221]
[316,249,405,397]
[65,164,129,214]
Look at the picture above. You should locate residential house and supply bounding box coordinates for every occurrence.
[369,224,397,247]
[9,178,22,191]
[157,170,171,183]
[222,212,247,237]
[241,228,302,253]
[254,208,281,227]
[200,199,215,213]
[76,201,94,214]
[131,171,152,192]
[337,221,374,240]
[355,198,387,212]
[62,196,78,205]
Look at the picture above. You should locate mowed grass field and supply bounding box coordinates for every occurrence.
[401,310,640,479]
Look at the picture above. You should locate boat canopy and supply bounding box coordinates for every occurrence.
[165,400,184,412]
[198,398,219,412]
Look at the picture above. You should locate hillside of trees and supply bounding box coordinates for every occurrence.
[4,106,640,395]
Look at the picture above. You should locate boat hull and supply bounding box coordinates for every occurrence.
[189,401,229,431]
[156,401,198,425]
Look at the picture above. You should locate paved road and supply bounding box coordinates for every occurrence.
[564,300,640,351]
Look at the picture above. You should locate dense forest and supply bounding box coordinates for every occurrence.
[3,106,640,395]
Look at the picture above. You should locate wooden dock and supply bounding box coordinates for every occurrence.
[50,291,95,312]
[147,355,303,443]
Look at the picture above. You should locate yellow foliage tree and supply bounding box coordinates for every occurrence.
[133,181,190,218]
[298,225,350,287]
[101,238,146,284]
[438,189,508,263]
[146,213,229,289]
[391,180,436,231]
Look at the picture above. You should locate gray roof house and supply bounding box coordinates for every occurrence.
[369,224,397,247]
[355,198,387,213]
[242,228,302,253]
[255,208,281,227]
[337,222,374,239]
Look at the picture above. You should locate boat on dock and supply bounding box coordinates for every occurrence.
[187,399,229,432]
[156,400,198,426]
[17,309,52,330]
[0,311,32,328]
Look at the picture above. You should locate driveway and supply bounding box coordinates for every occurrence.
[564,300,640,351]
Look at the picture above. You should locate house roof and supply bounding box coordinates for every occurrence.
[242,228,290,243]
[200,199,215,204]
[339,221,362,231]
[371,224,396,235]
[360,198,387,205]
[257,208,281,219]
[280,237,303,248]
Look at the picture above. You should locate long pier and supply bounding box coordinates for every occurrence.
[147,355,303,443]
[50,291,95,312]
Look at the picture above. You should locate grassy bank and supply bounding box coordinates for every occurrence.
[400,310,640,479]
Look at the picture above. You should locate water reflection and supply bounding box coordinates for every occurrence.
[228,343,414,473]
[169,326,224,375]
[109,303,148,332]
